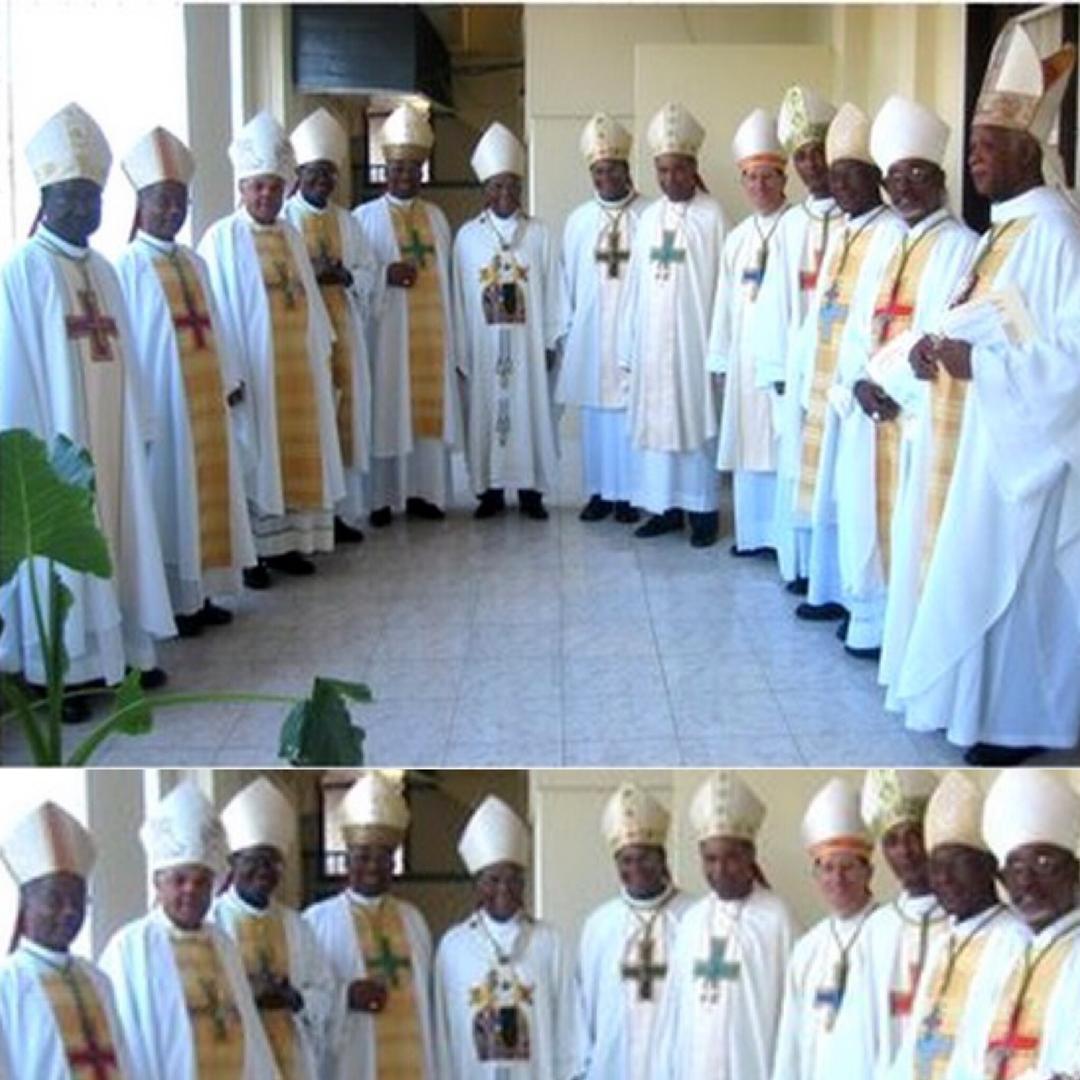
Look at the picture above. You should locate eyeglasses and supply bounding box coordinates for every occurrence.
[1003,851,1075,880]
[885,163,941,187]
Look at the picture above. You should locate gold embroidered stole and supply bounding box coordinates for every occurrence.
[299,211,356,468]
[870,230,943,577]
[352,898,425,1078]
[39,963,123,1078]
[919,219,1032,586]
[168,931,246,1077]
[253,227,324,509]
[55,254,126,566]
[391,202,446,440]
[797,224,879,515]
[150,249,234,570]
[234,907,302,1079]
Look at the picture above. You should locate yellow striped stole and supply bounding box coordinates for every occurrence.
[39,963,123,1079]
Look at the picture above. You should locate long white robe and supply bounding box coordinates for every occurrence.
[303,889,437,1080]
[99,907,279,1080]
[0,940,136,1079]
[896,186,1080,747]
[453,210,562,495]
[0,226,175,685]
[557,193,650,503]
[945,906,1080,1080]
[574,886,695,1080]
[354,193,463,512]
[620,192,726,514]
[197,207,344,555]
[656,884,796,1080]
[708,205,794,549]
[435,909,579,1080]
[114,232,256,614]
[284,194,379,525]
[211,885,336,1080]
[861,891,950,1079]
[772,899,882,1080]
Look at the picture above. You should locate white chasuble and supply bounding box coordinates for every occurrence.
[575,887,694,1080]
[0,226,175,685]
[656,884,795,1080]
[452,210,562,494]
[435,910,578,1080]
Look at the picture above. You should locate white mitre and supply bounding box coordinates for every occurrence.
[861,769,938,841]
[870,95,950,173]
[459,795,530,873]
[140,780,227,874]
[983,769,1080,864]
[777,85,836,156]
[340,771,411,848]
[381,102,435,162]
[580,112,632,166]
[689,771,766,844]
[222,777,296,856]
[825,102,874,167]
[601,782,670,855]
[121,126,195,192]
[229,110,294,182]
[291,107,349,168]
[925,772,989,854]
[0,802,96,886]
[26,102,112,188]
[803,777,872,859]
[646,102,705,159]
[471,122,526,181]
[732,107,785,170]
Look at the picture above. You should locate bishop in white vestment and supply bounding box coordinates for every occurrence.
[0,103,174,696]
[557,113,648,524]
[115,126,255,637]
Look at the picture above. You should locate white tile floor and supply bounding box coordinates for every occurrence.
[5,444,1076,768]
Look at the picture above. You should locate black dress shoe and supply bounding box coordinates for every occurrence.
[201,600,233,627]
[614,501,641,524]
[369,507,393,528]
[795,601,848,622]
[785,577,809,596]
[243,563,272,590]
[474,489,506,520]
[406,497,446,520]
[265,552,316,576]
[845,644,881,661]
[334,517,365,543]
[518,490,549,521]
[579,495,613,522]
[174,611,204,638]
[963,743,1045,767]
[689,512,719,548]
[138,667,168,691]
[635,509,685,538]
[730,544,774,558]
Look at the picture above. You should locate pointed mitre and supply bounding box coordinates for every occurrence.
[340,771,411,848]
[26,102,112,189]
[0,802,96,886]
[689,771,766,844]
[222,777,296,856]
[732,107,786,170]
[777,85,836,156]
[580,112,633,166]
[861,769,938,841]
[381,102,435,162]
[140,780,227,874]
[924,772,989,853]
[470,122,526,182]
[121,126,195,192]
[601,783,670,855]
[229,110,294,182]
[974,8,1077,143]
[291,107,349,168]
[983,769,1080,864]
[802,777,872,859]
[646,102,705,159]
[825,102,873,166]
[459,795,530,874]
[870,95,950,173]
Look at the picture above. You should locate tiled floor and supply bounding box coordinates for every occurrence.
[5,446,1076,768]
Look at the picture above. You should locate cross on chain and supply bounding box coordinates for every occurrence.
[741,263,765,300]
[817,283,849,345]
[64,971,120,1080]
[693,937,740,996]
[889,960,922,1017]
[192,976,240,1041]
[874,293,915,346]
[66,288,118,362]
[170,255,212,350]
[649,229,685,281]
[266,260,301,310]
[799,268,819,291]
[620,934,667,1002]
[595,225,630,280]
[914,1007,955,1080]
[367,932,411,989]
[987,1023,1040,1080]
[401,227,435,270]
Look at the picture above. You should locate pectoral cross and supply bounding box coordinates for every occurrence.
[620,934,667,1002]
[595,226,630,280]
[367,933,411,989]
[817,283,849,345]
[170,255,212,350]
[888,960,922,1017]
[650,229,685,281]
[799,268,819,292]
[266,260,301,310]
[987,1021,1040,1079]
[66,288,119,362]
[873,294,915,346]
[914,1007,954,1080]
[192,976,240,1041]
[693,937,740,1000]
[64,971,120,1080]
[741,251,766,300]
[813,958,848,1031]
[401,227,435,270]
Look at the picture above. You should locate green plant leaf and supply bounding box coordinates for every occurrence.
[0,429,112,586]
[109,669,153,735]
[278,677,367,766]
[315,677,374,705]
